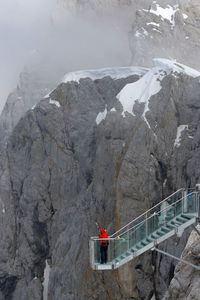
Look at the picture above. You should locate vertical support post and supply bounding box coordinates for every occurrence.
[198,192,200,219]
[128,231,130,251]
[145,213,148,237]
[196,184,200,219]
[174,201,176,225]
[107,239,110,264]
[183,190,187,213]
[89,239,95,269]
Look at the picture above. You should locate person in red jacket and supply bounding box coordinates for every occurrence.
[99,228,108,264]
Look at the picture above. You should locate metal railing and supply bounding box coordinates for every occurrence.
[110,188,184,238]
[90,190,199,269]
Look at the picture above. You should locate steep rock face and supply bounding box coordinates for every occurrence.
[54,0,200,70]
[0,70,53,300]
[1,60,200,299]
[0,70,53,145]
[163,224,200,300]
[129,0,200,69]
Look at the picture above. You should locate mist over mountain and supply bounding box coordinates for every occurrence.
[0,1,200,300]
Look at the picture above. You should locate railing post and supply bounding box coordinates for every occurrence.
[128,231,130,251]
[175,201,176,225]
[184,190,187,213]
[196,184,200,218]
[89,239,95,269]
[145,213,148,236]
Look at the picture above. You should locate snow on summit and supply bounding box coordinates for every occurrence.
[62,66,148,83]
[153,58,200,78]
[117,59,200,125]
[149,2,179,27]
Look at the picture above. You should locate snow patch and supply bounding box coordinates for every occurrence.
[49,99,60,108]
[117,58,200,127]
[174,125,188,147]
[152,28,162,34]
[31,104,36,110]
[117,63,167,125]
[135,27,149,38]
[163,179,167,187]
[43,260,51,300]
[44,93,50,99]
[150,3,179,27]
[146,22,160,27]
[62,67,148,84]
[182,13,188,19]
[110,107,116,112]
[0,197,5,214]
[96,106,108,125]
[153,58,200,78]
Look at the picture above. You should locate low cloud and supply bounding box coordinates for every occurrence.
[0,0,55,112]
[0,1,139,113]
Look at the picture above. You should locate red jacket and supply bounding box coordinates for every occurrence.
[99,228,108,246]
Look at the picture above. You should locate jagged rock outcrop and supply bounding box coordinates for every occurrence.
[54,0,200,70]
[129,0,200,69]
[0,59,200,299]
[1,1,200,299]
[163,224,200,300]
[0,68,53,300]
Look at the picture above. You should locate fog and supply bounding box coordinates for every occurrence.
[0,0,55,112]
[0,0,137,113]
[3,0,199,116]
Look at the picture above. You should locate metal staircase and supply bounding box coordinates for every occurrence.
[89,188,200,270]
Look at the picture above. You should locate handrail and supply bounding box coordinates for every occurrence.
[116,192,196,238]
[109,188,184,238]
[90,189,200,270]
[92,191,196,241]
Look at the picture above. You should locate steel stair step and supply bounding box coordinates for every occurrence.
[125,250,134,257]
[141,240,148,246]
[151,232,162,239]
[171,220,182,226]
[144,237,153,243]
[160,226,171,233]
[156,230,167,237]
[176,216,187,223]
[181,214,192,220]
[166,223,175,230]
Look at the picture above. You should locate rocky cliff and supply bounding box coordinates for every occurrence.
[0,59,200,299]
[1,1,200,299]
[129,0,200,68]
[163,224,200,300]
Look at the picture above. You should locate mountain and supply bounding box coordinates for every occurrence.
[0,58,200,299]
[129,0,200,68]
[1,1,200,299]
[163,224,200,300]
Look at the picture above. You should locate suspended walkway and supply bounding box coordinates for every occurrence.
[89,188,200,270]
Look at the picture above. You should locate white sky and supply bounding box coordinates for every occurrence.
[0,0,55,112]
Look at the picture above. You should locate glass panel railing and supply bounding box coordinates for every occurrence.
[90,192,198,268]
[110,189,184,238]
[186,193,197,213]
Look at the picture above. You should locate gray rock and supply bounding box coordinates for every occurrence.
[0,1,200,299]
[0,61,199,300]
[163,225,200,300]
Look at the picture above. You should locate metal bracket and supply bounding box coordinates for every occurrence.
[154,247,200,271]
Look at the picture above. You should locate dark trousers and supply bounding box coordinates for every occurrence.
[100,245,108,264]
